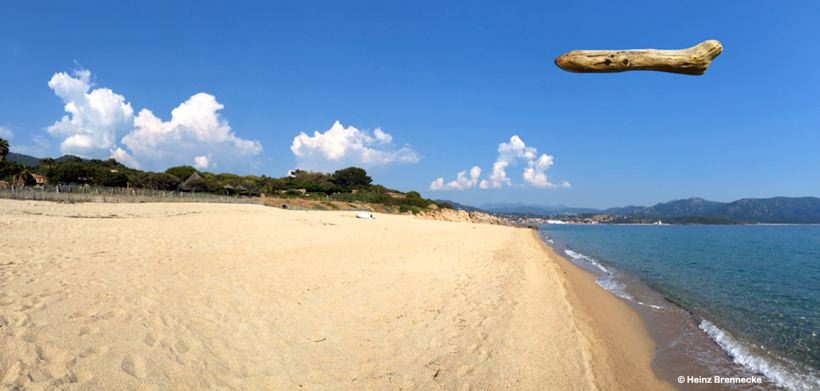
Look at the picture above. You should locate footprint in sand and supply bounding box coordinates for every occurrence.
[79,325,101,336]
[79,345,109,358]
[122,355,147,379]
[144,333,158,347]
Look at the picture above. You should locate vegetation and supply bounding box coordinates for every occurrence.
[0,138,8,162]
[0,138,444,212]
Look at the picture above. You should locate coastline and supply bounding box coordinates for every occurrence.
[1,200,668,389]
[530,231,674,390]
[540,226,819,391]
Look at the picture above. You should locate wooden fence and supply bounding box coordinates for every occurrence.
[0,185,262,205]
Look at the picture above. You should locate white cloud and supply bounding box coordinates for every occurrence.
[110,147,141,169]
[47,70,134,158]
[120,93,261,171]
[479,160,511,189]
[0,126,13,139]
[43,69,262,172]
[522,153,570,188]
[291,121,419,170]
[431,135,570,191]
[193,155,210,169]
[430,166,481,190]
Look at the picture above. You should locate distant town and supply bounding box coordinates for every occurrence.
[500,214,669,226]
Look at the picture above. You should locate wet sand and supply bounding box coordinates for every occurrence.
[0,200,671,389]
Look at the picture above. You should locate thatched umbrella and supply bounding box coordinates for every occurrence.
[180,172,205,192]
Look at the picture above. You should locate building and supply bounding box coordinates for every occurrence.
[30,173,47,185]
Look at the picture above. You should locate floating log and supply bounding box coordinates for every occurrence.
[555,40,723,75]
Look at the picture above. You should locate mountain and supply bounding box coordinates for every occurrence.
[5,152,41,166]
[718,197,820,223]
[605,197,723,217]
[5,153,87,167]
[606,197,820,223]
[484,197,820,223]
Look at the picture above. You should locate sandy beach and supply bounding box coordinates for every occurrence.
[0,200,671,390]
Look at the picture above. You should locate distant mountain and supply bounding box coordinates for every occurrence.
[5,153,87,167]
[482,197,820,223]
[605,197,723,217]
[718,197,820,223]
[606,197,820,224]
[482,202,601,215]
[5,152,41,166]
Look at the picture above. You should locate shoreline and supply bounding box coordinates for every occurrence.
[1,200,670,389]
[529,231,675,390]
[539,229,811,390]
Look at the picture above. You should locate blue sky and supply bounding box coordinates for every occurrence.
[1,1,819,208]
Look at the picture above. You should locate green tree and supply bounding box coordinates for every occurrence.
[0,138,9,162]
[0,161,25,180]
[130,172,181,190]
[332,167,372,190]
[12,169,36,187]
[165,166,197,182]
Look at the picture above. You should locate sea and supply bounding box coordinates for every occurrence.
[538,224,819,391]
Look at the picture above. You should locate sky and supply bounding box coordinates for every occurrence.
[1,1,819,209]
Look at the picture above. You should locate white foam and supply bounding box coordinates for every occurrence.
[562,248,666,311]
[563,249,610,274]
[699,320,820,391]
[595,275,634,301]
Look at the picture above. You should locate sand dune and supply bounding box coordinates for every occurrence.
[0,200,670,390]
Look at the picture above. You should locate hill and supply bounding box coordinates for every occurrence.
[604,197,820,223]
[5,152,41,166]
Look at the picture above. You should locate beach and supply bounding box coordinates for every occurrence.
[0,200,671,390]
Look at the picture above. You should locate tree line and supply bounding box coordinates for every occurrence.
[0,137,447,211]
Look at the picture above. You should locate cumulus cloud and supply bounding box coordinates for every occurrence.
[193,155,210,169]
[46,70,134,157]
[431,135,570,191]
[44,69,262,171]
[430,166,481,190]
[522,153,570,188]
[291,121,419,170]
[120,93,262,171]
[479,160,511,189]
[110,147,141,169]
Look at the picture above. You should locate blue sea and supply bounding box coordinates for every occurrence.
[539,224,820,391]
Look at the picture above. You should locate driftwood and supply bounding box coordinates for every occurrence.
[555,40,723,75]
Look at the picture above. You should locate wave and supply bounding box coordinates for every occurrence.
[561,248,666,309]
[563,249,610,274]
[699,320,820,391]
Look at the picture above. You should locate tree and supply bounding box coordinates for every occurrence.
[12,169,36,187]
[332,167,372,190]
[0,161,25,181]
[0,138,8,162]
[130,172,181,190]
[165,166,197,182]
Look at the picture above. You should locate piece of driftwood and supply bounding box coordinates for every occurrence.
[555,40,723,75]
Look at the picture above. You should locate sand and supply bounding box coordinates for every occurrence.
[0,200,672,390]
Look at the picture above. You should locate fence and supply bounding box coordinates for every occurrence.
[0,185,262,205]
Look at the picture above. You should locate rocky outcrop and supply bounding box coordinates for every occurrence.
[417,208,514,226]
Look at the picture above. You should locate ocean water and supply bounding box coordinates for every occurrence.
[539,224,820,391]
